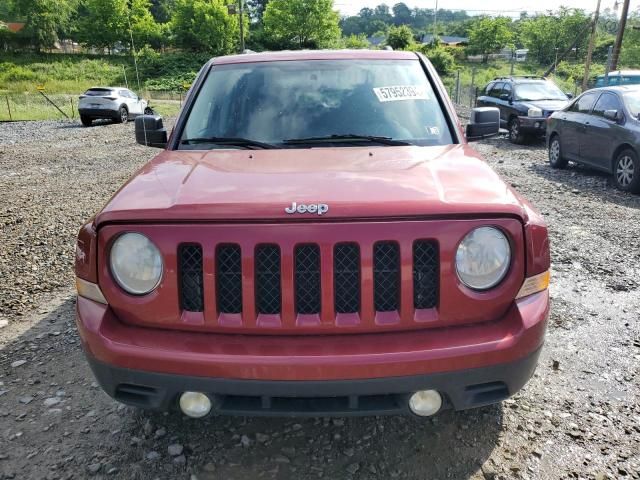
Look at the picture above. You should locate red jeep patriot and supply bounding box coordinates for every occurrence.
[75,50,550,418]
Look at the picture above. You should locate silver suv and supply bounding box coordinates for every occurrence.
[78,87,152,126]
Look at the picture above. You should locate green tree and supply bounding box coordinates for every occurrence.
[619,11,640,68]
[343,34,369,49]
[468,17,513,62]
[386,24,413,50]
[78,0,127,53]
[130,0,163,48]
[17,0,74,51]
[263,0,340,49]
[519,9,590,65]
[419,44,456,75]
[172,0,242,54]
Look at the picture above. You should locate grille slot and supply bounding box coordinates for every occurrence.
[255,245,281,315]
[178,244,203,312]
[216,245,242,314]
[373,242,400,312]
[413,240,438,309]
[295,245,321,314]
[334,243,361,314]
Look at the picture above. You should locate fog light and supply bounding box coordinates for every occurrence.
[179,392,212,418]
[409,390,442,417]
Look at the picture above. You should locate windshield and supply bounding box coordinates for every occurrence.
[180,59,453,149]
[514,82,567,101]
[624,93,640,119]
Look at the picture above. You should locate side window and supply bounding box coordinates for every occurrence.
[489,82,504,98]
[592,93,622,117]
[569,92,598,113]
[119,90,130,98]
[484,82,495,95]
[502,83,512,98]
[127,90,138,100]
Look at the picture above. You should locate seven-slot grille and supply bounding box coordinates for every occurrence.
[178,240,439,316]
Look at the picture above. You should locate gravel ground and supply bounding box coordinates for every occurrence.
[0,116,639,480]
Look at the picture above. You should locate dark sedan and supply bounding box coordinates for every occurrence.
[546,85,640,193]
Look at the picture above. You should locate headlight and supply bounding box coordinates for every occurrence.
[528,107,543,117]
[110,232,163,295]
[456,227,511,290]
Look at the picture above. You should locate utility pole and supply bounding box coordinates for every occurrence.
[611,0,630,71]
[239,0,245,52]
[582,0,601,91]
[433,0,438,40]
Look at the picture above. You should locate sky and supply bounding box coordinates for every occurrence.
[333,0,624,17]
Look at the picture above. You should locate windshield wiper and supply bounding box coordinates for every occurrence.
[181,137,277,149]
[283,134,412,146]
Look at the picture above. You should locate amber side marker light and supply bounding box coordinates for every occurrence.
[76,277,108,305]
[515,270,550,300]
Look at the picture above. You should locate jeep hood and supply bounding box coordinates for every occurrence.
[96,145,529,225]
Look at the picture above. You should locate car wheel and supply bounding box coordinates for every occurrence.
[80,115,93,127]
[613,149,640,193]
[144,107,154,115]
[508,117,526,144]
[548,135,568,169]
[116,106,129,124]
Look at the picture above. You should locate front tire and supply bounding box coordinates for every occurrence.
[613,149,640,193]
[116,106,129,124]
[80,115,92,127]
[548,135,568,169]
[508,117,526,144]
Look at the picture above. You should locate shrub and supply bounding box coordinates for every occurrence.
[418,45,456,76]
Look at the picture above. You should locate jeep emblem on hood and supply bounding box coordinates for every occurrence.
[285,202,329,216]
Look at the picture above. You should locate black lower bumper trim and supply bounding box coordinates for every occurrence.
[87,348,541,417]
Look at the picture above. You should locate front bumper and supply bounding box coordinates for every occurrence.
[76,290,549,415]
[518,116,547,135]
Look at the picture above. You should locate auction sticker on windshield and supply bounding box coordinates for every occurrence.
[373,85,430,102]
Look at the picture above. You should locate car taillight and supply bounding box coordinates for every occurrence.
[104,96,117,100]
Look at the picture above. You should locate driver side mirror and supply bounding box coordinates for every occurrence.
[604,109,621,122]
[135,115,167,148]
[500,93,511,102]
[466,107,500,141]
[565,92,574,99]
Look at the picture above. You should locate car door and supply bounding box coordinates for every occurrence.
[581,92,625,171]
[556,92,598,160]
[126,89,144,116]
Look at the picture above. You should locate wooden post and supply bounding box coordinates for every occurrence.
[5,96,11,121]
[611,0,631,71]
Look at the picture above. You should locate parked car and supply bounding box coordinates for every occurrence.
[75,50,550,419]
[594,70,640,88]
[78,87,153,126]
[477,76,571,144]
[547,85,640,193]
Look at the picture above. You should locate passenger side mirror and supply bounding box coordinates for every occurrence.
[565,92,574,99]
[500,93,511,101]
[604,109,620,122]
[466,107,500,141]
[135,115,167,148]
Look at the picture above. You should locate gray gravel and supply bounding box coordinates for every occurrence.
[0,116,639,479]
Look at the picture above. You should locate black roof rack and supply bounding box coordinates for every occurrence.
[492,75,546,81]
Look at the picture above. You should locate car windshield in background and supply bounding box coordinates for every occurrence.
[84,88,113,96]
[180,60,453,149]
[624,93,640,119]
[514,82,566,101]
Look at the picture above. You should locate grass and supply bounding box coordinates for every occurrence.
[0,93,181,122]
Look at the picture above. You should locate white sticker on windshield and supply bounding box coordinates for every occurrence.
[373,85,430,102]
